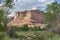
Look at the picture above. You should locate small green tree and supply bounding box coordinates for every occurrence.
[44,1,60,28]
[5,0,13,8]
[0,0,13,31]
[44,1,60,33]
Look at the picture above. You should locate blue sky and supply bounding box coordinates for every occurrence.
[11,0,54,12]
[9,0,55,16]
[56,0,60,3]
[9,0,60,16]
[0,0,60,16]
[10,0,60,12]
[0,0,60,12]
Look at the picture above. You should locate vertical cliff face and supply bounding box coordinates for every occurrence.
[7,9,45,28]
[30,10,44,23]
[14,11,26,20]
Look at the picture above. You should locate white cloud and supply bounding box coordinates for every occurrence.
[10,0,55,16]
[38,0,46,2]
[38,0,54,5]
[13,0,54,11]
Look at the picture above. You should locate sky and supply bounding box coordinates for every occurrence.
[11,0,54,12]
[0,0,60,16]
[56,0,60,3]
[9,0,55,16]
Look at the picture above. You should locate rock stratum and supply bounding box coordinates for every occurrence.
[7,9,47,28]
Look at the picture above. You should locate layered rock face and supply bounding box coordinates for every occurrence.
[7,9,46,28]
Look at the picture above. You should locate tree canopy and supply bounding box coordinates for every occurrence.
[44,2,60,24]
[0,0,13,31]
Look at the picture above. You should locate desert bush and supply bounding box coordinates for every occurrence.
[46,24,51,28]
[0,32,7,40]
[8,24,55,32]
[7,27,17,38]
[12,26,21,31]
[15,31,57,40]
[32,31,54,40]
[0,24,7,32]
[12,24,29,31]
[11,25,47,31]
[21,24,29,31]
[29,26,41,31]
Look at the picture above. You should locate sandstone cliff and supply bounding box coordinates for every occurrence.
[7,9,46,28]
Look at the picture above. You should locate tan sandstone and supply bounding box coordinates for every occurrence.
[7,9,47,28]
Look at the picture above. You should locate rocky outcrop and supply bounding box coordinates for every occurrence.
[7,9,46,28]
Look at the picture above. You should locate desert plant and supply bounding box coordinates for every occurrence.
[21,24,29,31]
[0,32,7,40]
[7,27,17,38]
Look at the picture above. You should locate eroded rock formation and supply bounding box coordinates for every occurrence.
[7,9,46,28]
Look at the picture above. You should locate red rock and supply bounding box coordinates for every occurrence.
[7,9,46,28]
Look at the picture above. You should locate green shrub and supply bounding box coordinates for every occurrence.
[13,26,21,31]
[33,31,54,40]
[11,25,46,31]
[21,24,29,31]
[29,27,41,31]
[0,24,7,32]
[12,24,29,31]
[0,32,7,40]
[7,27,17,38]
